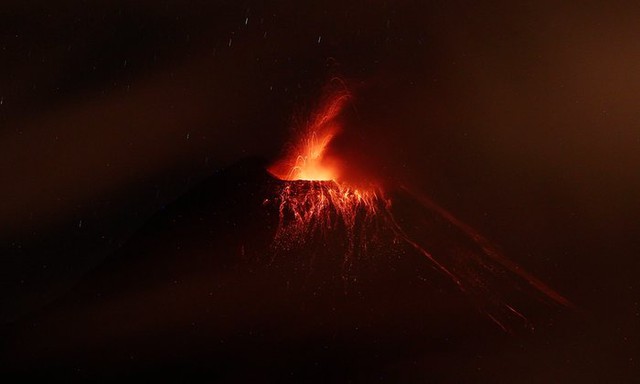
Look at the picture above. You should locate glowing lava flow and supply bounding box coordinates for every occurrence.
[267,87,570,331]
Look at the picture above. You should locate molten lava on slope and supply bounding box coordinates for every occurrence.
[266,85,570,331]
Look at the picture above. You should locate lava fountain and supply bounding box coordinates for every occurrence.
[267,85,570,331]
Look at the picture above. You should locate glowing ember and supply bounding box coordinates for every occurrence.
[267,85,570,331]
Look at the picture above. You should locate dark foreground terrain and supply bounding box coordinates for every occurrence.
[0,159,612,382]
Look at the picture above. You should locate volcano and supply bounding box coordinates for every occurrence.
[2,157,569,381]
[1,88,570,381]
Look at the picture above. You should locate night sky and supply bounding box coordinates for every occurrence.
[1,1,639,382]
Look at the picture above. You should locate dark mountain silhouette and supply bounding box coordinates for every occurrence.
[1,158,566,382]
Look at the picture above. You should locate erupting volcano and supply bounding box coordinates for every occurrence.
[266,85,570,331]
[268,90,388,266]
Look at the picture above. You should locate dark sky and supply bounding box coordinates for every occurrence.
[1,1,638,381]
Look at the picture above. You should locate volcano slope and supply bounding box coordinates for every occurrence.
[2,157,568,382]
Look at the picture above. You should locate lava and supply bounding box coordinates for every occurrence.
[268,89,349,182]
[271,180,389,271]
[268,88,387,263]
[267,85,570,331]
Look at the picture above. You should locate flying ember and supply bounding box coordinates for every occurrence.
[267,84,570,331]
